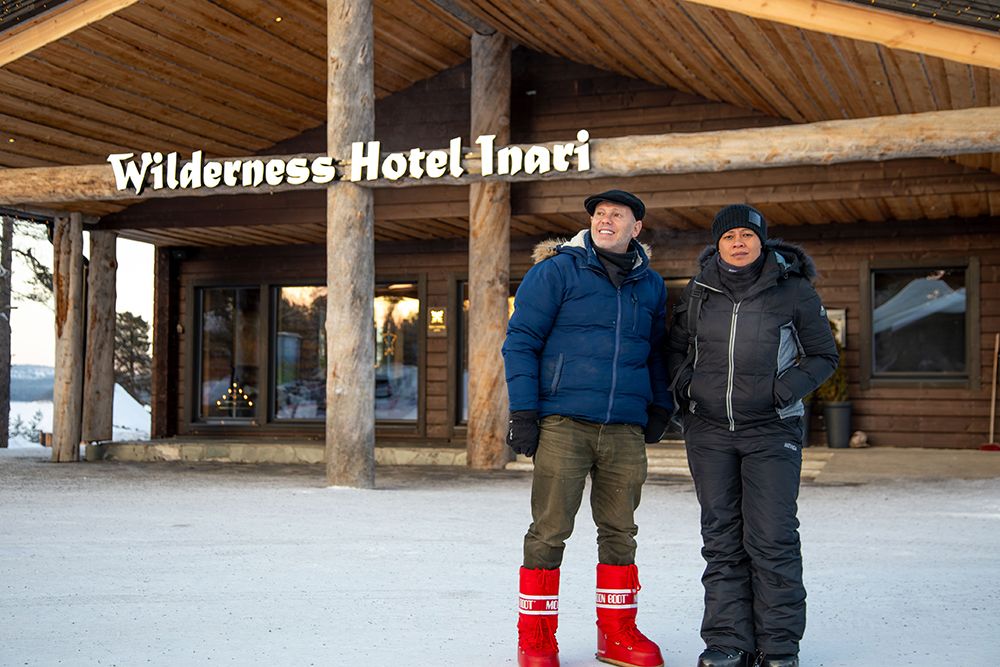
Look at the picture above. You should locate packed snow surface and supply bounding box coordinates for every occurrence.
[1,452,997,666]
[8,383,150,448]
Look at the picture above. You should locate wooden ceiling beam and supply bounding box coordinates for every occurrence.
[0,0,139,67]
[2,106,999,206]
[682,0,1000,69]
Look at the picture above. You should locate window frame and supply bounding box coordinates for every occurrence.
[859,256,980,390]
[189,283,266,426]
[184,276,426,435]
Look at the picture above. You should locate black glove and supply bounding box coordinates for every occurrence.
[643,405,671,444]
[506,410,540,457]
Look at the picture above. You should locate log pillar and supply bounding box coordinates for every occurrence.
[325,0,375,487]
[52,213,84,462]
[82,230,117,443]
[0,216,12,448]
[467,31,512,469]
[151,247,178,438]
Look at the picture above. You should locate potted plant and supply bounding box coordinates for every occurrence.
[815,320,851,448]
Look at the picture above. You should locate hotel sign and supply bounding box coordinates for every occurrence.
[107,130,592,195]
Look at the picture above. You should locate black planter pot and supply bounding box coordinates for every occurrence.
[823,401,852,448]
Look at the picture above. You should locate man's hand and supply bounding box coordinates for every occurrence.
[643,405,671,444]
[506,410,540,457]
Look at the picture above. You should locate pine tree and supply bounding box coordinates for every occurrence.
[114,311,152,405]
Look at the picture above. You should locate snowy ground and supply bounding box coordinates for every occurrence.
[1,450,997,667]
[8,384,150,448]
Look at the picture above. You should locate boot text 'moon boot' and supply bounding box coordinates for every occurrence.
[595,563,664,667]
[518,567,560,667]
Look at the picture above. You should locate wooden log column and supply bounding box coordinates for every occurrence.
[325,0,375,487]
[52,213,84,462]
[467,31,512,469]
[82,230,117,443]
[150,247,178,438]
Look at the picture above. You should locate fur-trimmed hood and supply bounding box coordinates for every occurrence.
[531,229,653,265]
[696,239,818,282]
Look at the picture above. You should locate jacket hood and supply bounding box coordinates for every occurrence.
[696,239,818,282]
[532,229,653,265]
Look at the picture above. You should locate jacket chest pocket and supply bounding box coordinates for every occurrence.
[630,293,652,334]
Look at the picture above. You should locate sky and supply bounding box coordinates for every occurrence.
[9,229,154,366]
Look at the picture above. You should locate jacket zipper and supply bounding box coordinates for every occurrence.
[606,286,623,423]
[726,301,742,431]
[694,280,743,430]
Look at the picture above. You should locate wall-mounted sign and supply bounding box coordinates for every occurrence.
[107,130,592,196]
[428,307,447,336]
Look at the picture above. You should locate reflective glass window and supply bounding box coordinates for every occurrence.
[872,267,967,377]
[274,286,327,420]
[374,284,420,422]
[198,287,260,421]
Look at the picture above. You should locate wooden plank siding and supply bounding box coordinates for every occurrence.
[158,218,1000,449]
[650,219,1000,449]
[113,48,1000,450]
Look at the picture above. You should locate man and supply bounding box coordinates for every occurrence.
[502,190,672,667]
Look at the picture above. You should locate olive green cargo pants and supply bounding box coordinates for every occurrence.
[523,415,649,570]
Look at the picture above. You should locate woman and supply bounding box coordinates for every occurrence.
[667,204,838,667]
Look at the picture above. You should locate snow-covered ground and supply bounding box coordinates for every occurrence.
[8,384,150,448]
[0,454,997,666]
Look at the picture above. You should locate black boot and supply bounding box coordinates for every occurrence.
[757,655,798,667]
[697,646,753,667]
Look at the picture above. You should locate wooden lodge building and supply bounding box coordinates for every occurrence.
[1,0,999,485]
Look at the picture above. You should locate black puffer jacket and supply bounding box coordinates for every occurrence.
[666,241,838,431]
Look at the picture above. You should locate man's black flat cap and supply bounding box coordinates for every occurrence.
[584,189,645,221]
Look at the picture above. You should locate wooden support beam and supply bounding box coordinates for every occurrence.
[150,247,177,438]
[1,107,1000,205]
[467,32,511,470]
[0,0,139,67]
[682,0,1000,69]
[52,213,84,462]
[81,230,116,443]
[0,216,12,448]
[325,0,376,488]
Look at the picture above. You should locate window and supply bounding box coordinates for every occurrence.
[197,287,260,421]
[274,286,327,420]
[195,282,421,426]
[861,259,979,386]
[457,280,517,424]
[374,283,420,422]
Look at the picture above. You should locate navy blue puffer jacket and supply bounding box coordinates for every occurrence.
[502,230,672,427]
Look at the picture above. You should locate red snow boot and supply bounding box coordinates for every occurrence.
[517,567,560,667]
[595,563,664,667]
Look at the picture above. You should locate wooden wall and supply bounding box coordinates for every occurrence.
[649,219,1000,449]
[160,217,999,449]
[127,47,1000,449]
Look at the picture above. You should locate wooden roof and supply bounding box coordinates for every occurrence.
[1,0,998,244]
[842,0,1000,33]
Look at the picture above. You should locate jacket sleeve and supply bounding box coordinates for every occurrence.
[647,278,672,411]
[501,259,565,412]
[773,279,840,405]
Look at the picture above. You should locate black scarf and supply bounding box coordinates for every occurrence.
[717,251,766,301]
[594,245,637,288]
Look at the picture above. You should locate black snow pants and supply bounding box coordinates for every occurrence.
[684,415,805,656]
